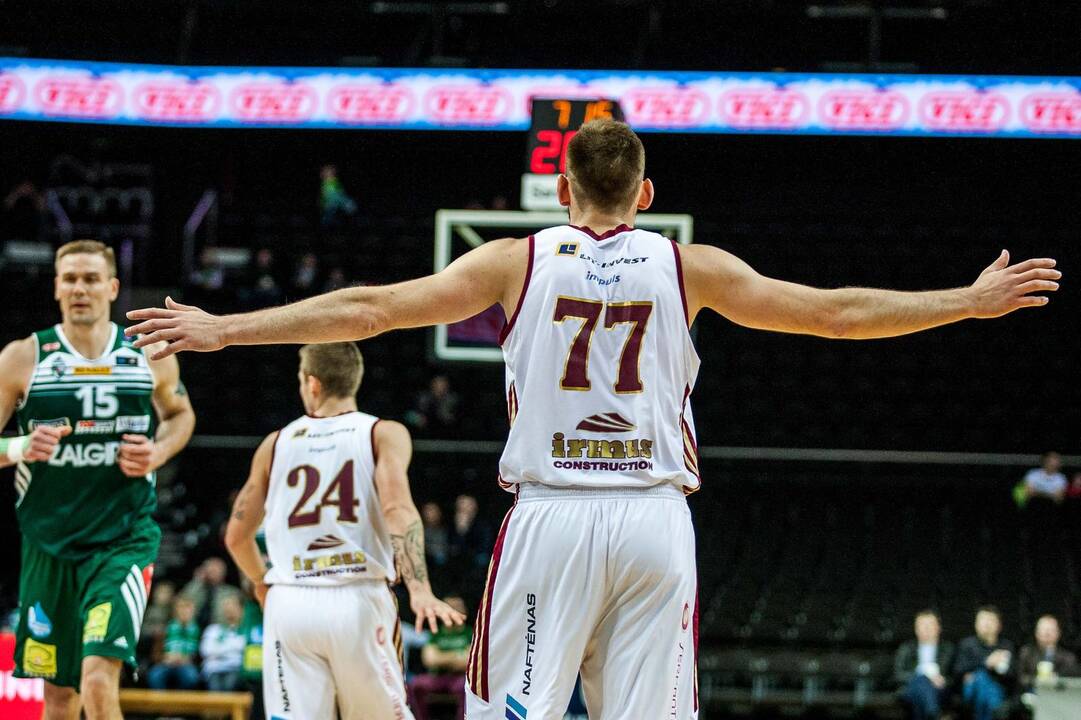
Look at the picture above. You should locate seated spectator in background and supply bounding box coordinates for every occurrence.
[954,606,1016,720]
[147,597,201,690]
[181,557,243,628]
[291,252,320,296]
[1024,452,1067,503]
[1019,615,1080,690]
[319,164,358,227]
[422,501,450,569]
[409,596,471,720]
[141,580,176,652]
[406,375,460,436]
[895,610,954,720]
[199,595,247,692]
[3,180,44,241]
[1066,472,1081,500]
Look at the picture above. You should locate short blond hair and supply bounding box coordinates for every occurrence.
[566,119,646,213]
[55,240,117,278]
[299,343,364,398]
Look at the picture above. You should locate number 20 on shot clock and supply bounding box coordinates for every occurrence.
[521,98,624,210]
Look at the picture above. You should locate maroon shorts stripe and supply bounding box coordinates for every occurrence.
[474,500,516,701]
[692,585,700,711]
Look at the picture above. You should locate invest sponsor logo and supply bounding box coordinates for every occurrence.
[585,271,620,287]
[556,242,579,257]
[36,77,123,118]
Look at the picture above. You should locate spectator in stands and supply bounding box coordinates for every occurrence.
[181,556,243,627]
[240,248,284,309]
[408,596,471,720]
[141,580,176,651]
[323,265,347,292]
[406,375,460,436]
[954,606,1016,720]
[1067,472,1081,500]
[147,596,201,690]
[1018,615,1079,690]
[319,164,358,227]
[200,594,247,692]
[895,609,954,720]
[422,501,450,569]
[291,252,320,296]
[1024,452,1067,503]
[448,495,491,577]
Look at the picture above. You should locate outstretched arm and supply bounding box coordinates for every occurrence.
[681,246,1059,339]
[126,237,527,360]
[373,420,465,633]
[224,432,275,606]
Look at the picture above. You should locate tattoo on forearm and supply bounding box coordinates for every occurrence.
[232,484,251,520]
[391,519,429,588]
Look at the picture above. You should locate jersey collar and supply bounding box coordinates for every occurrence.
[568,224,634,242]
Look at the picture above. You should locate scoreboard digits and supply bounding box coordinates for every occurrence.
[525,98,624,174]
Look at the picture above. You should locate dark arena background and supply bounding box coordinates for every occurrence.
[2,2,1080,718]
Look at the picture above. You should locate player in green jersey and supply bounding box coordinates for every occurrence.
[0,240,195,720]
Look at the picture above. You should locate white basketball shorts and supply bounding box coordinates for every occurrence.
[263,581,411,720]
[465,484,699,720]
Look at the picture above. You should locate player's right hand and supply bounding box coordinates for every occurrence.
[968,250,1060,318]
[125,296,226,360]
[23,425,71,463]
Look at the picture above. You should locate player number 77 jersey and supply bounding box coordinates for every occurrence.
[263,411,396,587]
[498,224,702,494]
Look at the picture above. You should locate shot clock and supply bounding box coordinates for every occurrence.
[520,97,624,210]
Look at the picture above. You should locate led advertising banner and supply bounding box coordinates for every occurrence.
[2,58,1080,137]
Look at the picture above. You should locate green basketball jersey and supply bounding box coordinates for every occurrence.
[14,323,158,560]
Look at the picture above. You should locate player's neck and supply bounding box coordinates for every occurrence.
[569,209,635,236]
[60,318,113,359]
[308,397,358,418]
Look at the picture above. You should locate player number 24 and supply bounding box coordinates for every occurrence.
[287,460,359,528]
[553,297,653,393]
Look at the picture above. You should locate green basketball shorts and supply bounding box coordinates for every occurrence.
[13,518,161,688]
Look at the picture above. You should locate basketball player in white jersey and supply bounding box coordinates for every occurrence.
[131,120,1059,719]
[224,342,464,720]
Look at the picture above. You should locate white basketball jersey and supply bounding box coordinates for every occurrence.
[499,224,702,493]
[263,411,396,586]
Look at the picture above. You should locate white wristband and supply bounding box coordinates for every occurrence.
[3,435,28,463]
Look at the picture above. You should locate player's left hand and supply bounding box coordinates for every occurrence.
[410,590,467,633]
[118,434,161,477]
[126,297,226,360]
